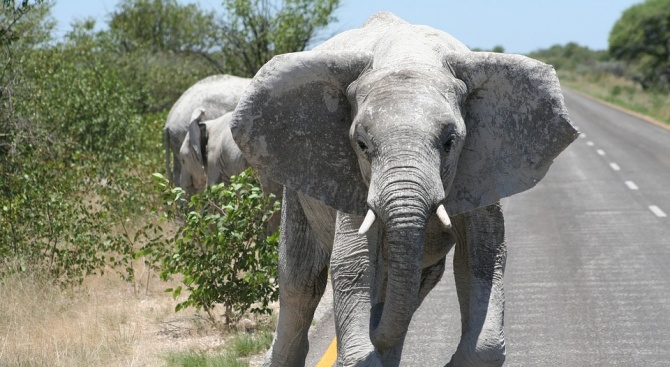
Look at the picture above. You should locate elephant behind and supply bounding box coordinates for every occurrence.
[179,111,248,192]
[164,74,250,186]
[180,109,284,232]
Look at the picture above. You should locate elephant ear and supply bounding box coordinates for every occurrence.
[446,52,579,214]
[187,108,207,166]
[231,51,372,214]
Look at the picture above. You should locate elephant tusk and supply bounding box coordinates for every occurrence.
[358,209,377,235]
[436,204,452,230]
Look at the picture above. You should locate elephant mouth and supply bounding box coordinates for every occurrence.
[358,204,451,235]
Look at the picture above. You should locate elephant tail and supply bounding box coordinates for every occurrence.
[164,127,173,185]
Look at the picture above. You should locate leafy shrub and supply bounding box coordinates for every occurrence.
[0,150,142,285]
[143,169,280,326]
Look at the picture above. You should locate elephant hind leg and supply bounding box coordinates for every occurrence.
[265,188,331,367]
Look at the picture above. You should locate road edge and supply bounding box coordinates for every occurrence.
[564,87,670,131]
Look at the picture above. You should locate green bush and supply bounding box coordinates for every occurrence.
[0,150,141,285]
[143,169,280,326]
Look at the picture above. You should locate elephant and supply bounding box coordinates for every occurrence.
[231,12,578,367]
[178,110,247,192]
[179,108,284,231]
[164,74,250,187]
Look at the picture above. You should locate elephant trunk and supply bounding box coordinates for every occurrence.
[368,163,444,350]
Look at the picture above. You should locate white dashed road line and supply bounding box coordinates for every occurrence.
[581,135,665,220]
[649,205,668,218]
[624,181,639,190]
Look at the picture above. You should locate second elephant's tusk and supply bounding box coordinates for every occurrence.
[358,209,377,235]
[436,204,452,230]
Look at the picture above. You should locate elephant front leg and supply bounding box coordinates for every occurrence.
[265,189,330,367]
[331,212,384,367]
[447,203,507,367]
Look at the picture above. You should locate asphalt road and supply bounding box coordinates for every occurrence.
[306,89,670,366]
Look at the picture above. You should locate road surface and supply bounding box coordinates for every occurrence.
[306,89,670,366]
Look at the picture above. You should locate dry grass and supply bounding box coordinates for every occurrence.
[0,270,233,367]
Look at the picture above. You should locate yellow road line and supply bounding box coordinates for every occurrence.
[315,337,337,367]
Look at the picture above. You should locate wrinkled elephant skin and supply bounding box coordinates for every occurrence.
[232,12,578,367]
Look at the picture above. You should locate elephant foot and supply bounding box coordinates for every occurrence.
[444,347,505,367]
[338,349,385,367]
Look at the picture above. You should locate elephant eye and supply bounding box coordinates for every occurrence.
[443,135,456,153]
[357,136,369,154]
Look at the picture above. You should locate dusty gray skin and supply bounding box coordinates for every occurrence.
[232,12,578,367]
[164,74,250,186]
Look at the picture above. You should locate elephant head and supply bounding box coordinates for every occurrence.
[179,110,251,194]
[231,44,578,349]
[179,108,208,192]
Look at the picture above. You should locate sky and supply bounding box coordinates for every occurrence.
[50,0,643,54]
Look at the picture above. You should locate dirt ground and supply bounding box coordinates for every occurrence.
[0,263,333,367]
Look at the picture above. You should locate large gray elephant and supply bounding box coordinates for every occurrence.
[164,74,250,186]
[231,12,578,367]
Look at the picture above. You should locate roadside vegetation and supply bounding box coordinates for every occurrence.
[1,0,336,365]
[528,0,670,126]
[1,0,668,365]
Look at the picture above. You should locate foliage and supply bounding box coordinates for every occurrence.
[163,329,273,367]
[230,330,274,356]
[106,0,220,113]
[1,1,52,156]
[609,0,670,91]
[109,0,218,55]
[219,0,340,76]
[528,42,612,71]
[0,2,162,286]
[472,45,505,53]
[0,152,138,286]
[106,0,339,87]
[0,0,47,47]
[142,170,280,326]
[0,0,330,305]
[559,70,670,125]
[24,33,142,160]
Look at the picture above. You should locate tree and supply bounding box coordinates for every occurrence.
[528,42,611,71]
[609,0,670,90]
[1,2,142,286]
[108,0,220,68]
[1,0,52,157]
[1,0,46,47]
[220,0,340,76]
[491,45,504,53]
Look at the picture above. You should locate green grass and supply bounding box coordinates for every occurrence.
[162,329,274,367]
[164,351,247,367]
[558,70,670,126]
[229,330,274,357]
